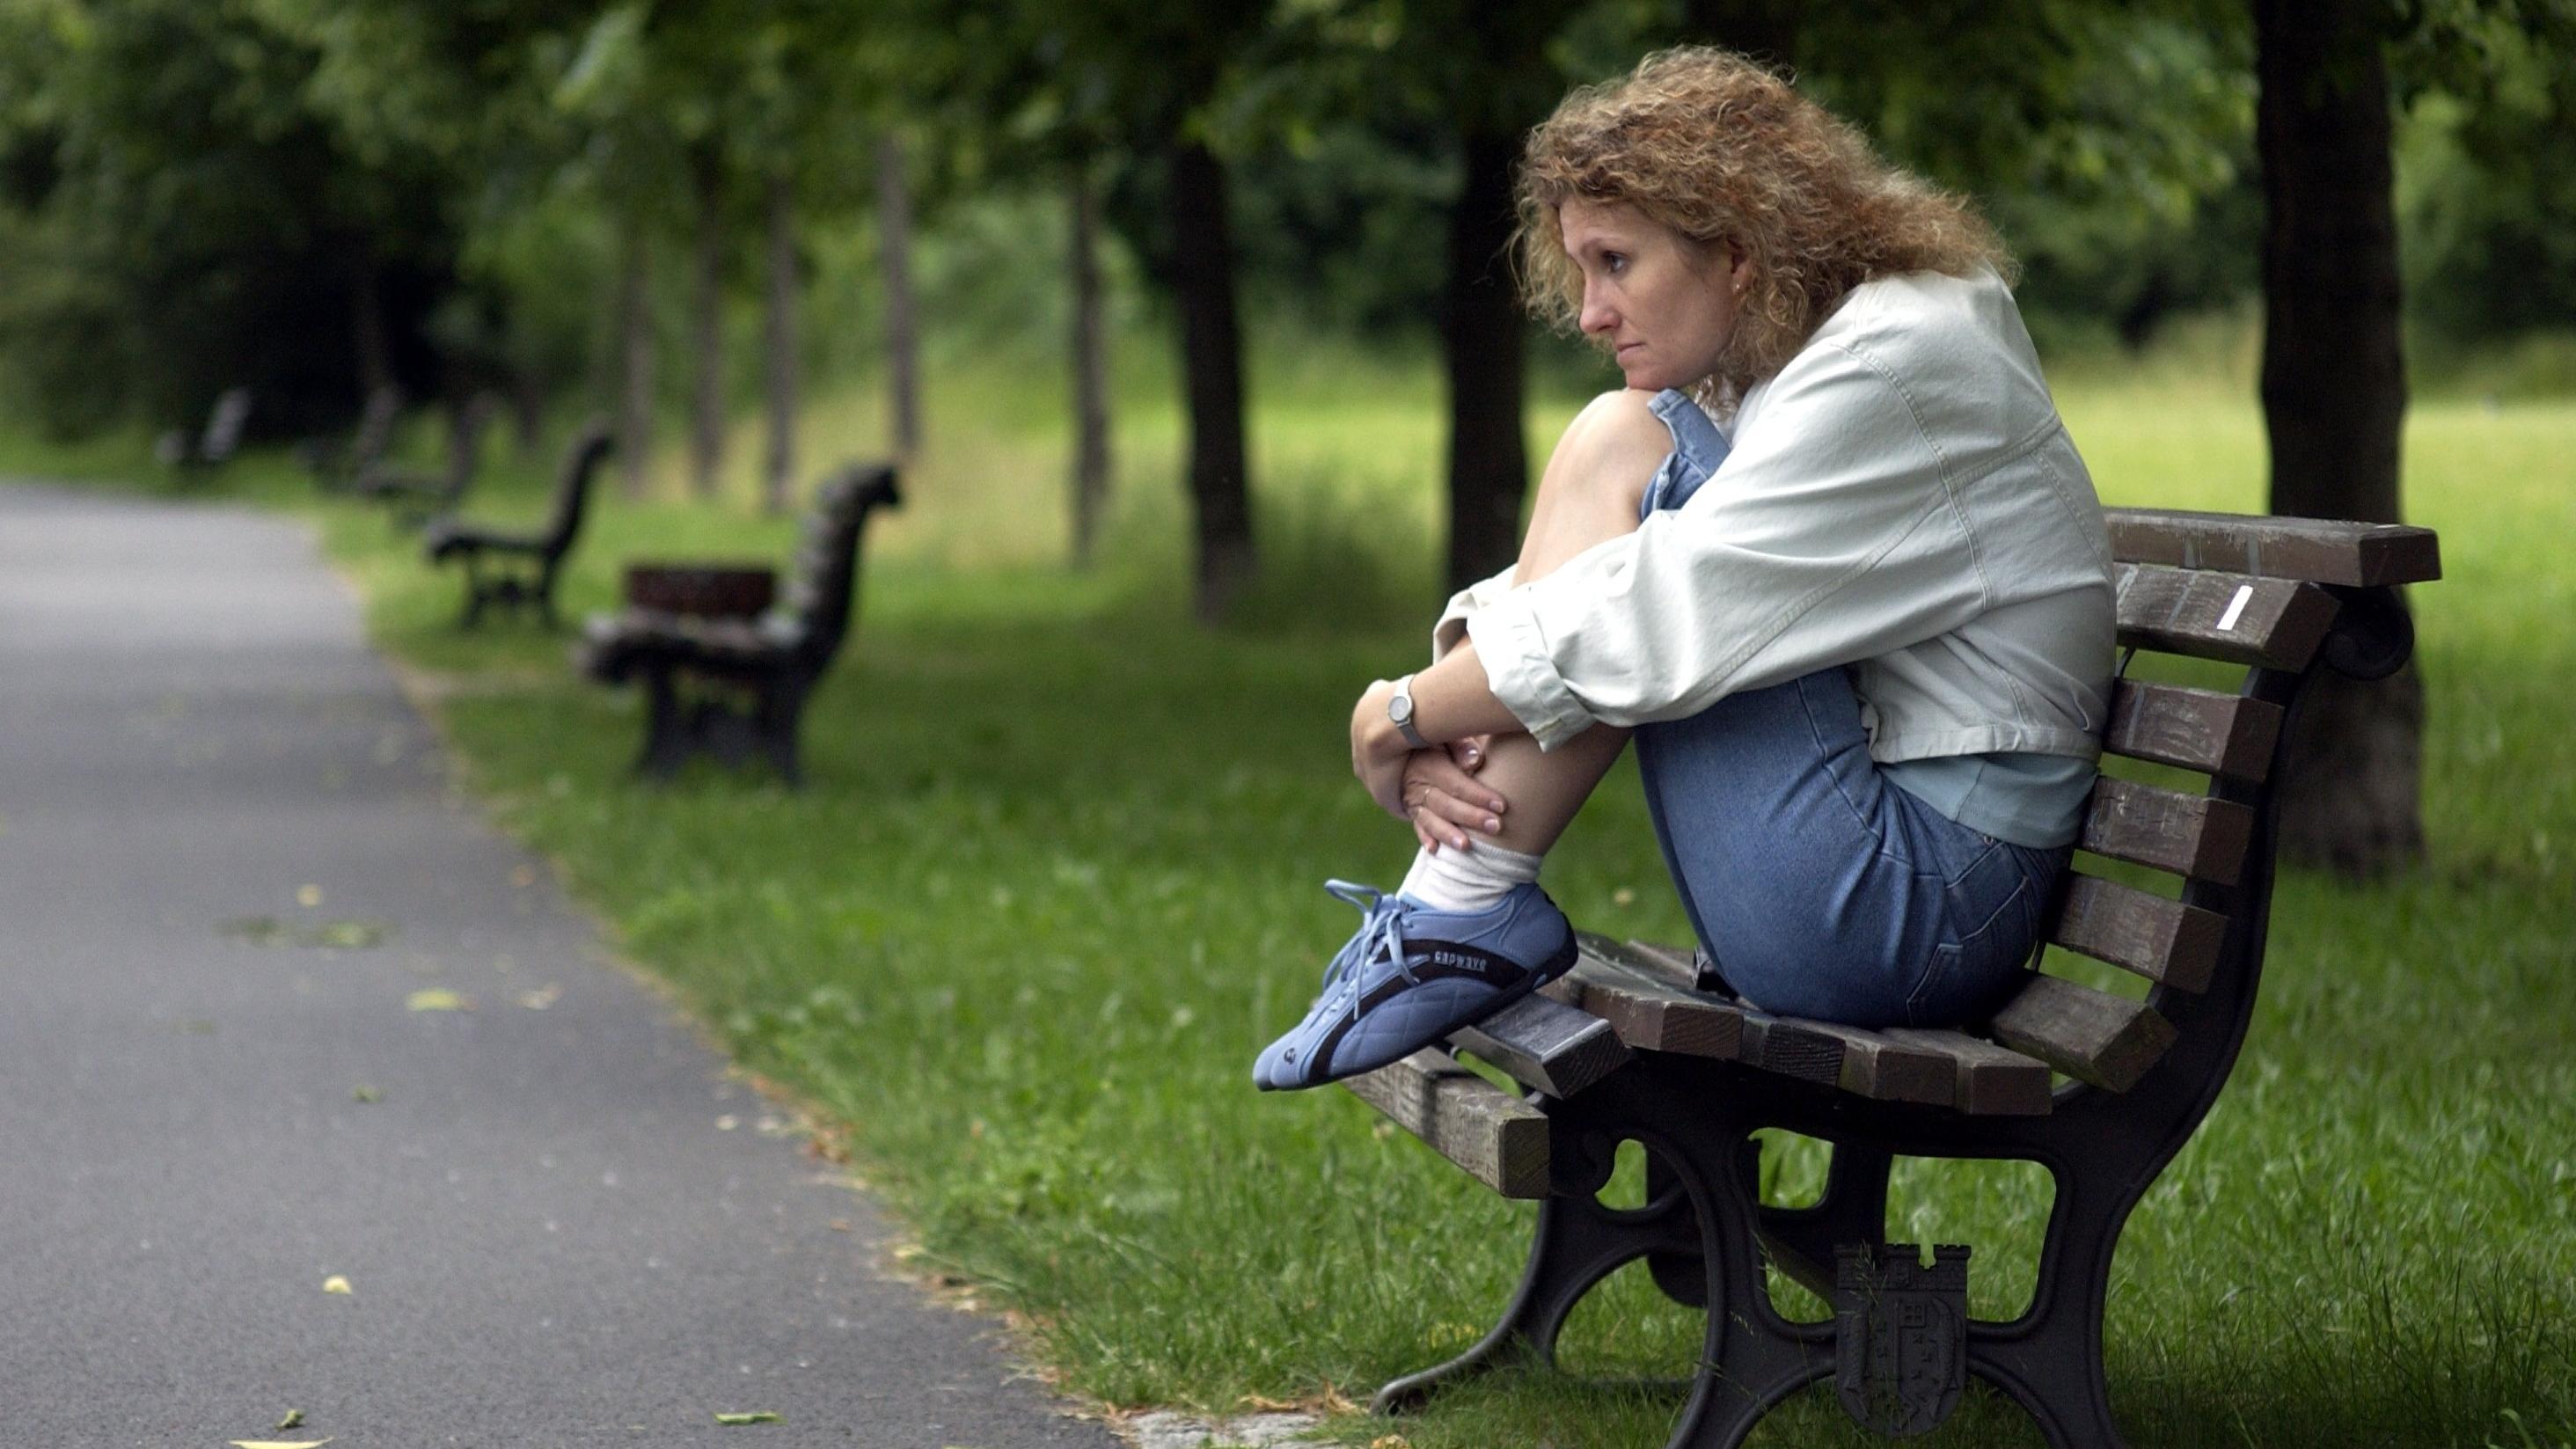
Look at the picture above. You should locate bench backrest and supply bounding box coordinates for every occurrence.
[349,384,403,472]
[538,421,616,560]
[435,393,501,504]
[776,462,902,674]
[1991,509,2439,1111]
[201,387,252,460]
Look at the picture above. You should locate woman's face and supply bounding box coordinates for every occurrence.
[1559,196,1750,392]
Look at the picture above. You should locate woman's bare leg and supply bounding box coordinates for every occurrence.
[1448,394,1670,857]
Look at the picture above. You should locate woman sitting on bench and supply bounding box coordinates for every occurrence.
[1256,47,2116,1091]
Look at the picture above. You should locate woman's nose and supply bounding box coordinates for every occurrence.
[1579,286,1615,336]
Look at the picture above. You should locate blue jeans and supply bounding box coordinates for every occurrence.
[1633,669,2063,1029]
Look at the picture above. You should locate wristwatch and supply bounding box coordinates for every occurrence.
[1387,674,1431,750]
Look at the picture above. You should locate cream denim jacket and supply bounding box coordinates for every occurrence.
[1437,267,2114,769]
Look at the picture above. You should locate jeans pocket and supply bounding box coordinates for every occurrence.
[1911,872,2040,1028]
[1905,941,1965,1025]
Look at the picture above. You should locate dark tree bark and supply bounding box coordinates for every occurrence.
[1683,0,1798,66]
[1068,160,1113,567]
[2255,0,2425,876]
[1169,140,1255,623]
[350,249,392,403]
[763,170,800,516]
[1442,128,1532,594]
[614,213,655,500]
[875,133,921,459]
[687,147,727,500]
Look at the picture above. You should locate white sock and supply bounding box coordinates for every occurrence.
[1398,839,1544,913]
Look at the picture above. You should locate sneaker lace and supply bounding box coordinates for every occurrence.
[1320,878,1414,998]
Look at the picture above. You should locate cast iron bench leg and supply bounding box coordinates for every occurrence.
[1960,1160,2135,1449]
[756,683,803,786]
[1370,1179,1701,1414]
[636,670,694,779]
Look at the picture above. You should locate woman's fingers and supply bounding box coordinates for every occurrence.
[1407,751,1508,816]
[1449,734,1495,774]
[1405,785,1505,847]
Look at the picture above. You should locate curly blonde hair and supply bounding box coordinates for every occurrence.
[1518,47,2013,396]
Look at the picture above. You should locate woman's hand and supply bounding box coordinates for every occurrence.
[1354,681,1510,839]
[1403,737,1507,853]
[1350,680,1414,819]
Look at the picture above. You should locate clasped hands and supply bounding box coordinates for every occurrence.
[1350,678,1509,855]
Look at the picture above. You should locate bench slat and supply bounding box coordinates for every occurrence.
[2115,564,2338,670]
[2103,680,2283,781]
[1613,937,1710,990]
[2104,508,2441,587]
[1792,1020,1956,1105]
[1555,938,1745,1057]
[1451,991,1632,1099]
[1985,975,2177,1092]
[1343,1050,1552,1198]
[2079,777,2255,886]
[1879,1028,2055,1116]
[1594,939,1950,1109]
[2049,874,2227,992]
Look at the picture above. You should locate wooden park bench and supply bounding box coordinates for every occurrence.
[1338,509,2440,1448]
[302,384,405,492]
[577,462,902,784]
[351,392,498,528]
[156,387,251,476]
[421,421,614,628]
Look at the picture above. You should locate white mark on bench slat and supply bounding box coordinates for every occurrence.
[2215,583,2253,633]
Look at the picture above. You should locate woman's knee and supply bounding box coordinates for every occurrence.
[1519,390,1672,577]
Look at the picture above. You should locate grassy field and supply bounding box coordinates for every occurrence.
[7,339,2572,1448]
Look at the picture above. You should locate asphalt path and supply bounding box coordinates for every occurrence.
[0,480,1119,1448]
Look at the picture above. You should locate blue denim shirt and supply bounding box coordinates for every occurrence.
[1636,387,2091,848]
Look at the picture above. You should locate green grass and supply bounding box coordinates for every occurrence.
[8,344,2572,1449]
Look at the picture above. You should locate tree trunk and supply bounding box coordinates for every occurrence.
[1169,141,1255,623]
[875,132,921,459]
[614,213,655,500]
[1683,0,1798,65]
[351,248,392,403]
[688,148,727,500]
[1068,160,1113,567]
[763,170,801,516]
[1443,128,1531,594]
[2255,0,2424,875]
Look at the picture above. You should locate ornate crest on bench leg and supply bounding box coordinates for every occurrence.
[1833,1243,1969,1438]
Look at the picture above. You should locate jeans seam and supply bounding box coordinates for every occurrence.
[1798,674,1911,869]
[1909,872,2036,1024]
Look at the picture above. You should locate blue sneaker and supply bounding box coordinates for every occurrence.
[1253,879,1578,1091]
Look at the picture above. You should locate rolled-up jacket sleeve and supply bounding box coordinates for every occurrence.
[1465,342,1994,751]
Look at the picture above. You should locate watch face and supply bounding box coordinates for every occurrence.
[1389,692,1413,724]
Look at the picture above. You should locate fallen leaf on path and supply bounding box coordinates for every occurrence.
[219,916,392,950]
[714,1411,781,1425]
[310,920,388,949]
[516,984,561,1010]
[350,1085,381,1103]
[406,988,471,1013]
[320,1276,351,1295]
[219,916,291,947]
[296,884,324,908]
[274,1409,304,1431]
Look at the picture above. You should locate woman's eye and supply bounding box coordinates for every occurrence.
[1602,252,1627,275]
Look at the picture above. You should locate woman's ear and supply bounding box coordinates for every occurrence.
[1727,242,1754,298]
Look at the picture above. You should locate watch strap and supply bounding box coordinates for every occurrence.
[1389,674,1431,750]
